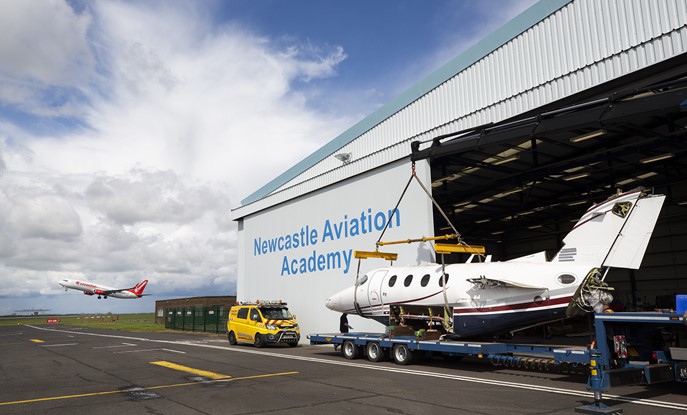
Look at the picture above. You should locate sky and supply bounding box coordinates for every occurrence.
[0,0,538,315]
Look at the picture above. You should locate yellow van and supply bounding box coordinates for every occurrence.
[227,301,300,348]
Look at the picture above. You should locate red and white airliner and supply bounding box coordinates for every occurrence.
[59,279,149,299]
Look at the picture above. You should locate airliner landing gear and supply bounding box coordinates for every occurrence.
[97,295,101,299]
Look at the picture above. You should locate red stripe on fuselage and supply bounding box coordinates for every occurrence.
[453,296,573,315]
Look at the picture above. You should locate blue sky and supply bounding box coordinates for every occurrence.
[0,0,537,315]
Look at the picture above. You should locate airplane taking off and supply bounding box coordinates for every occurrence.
[59,279,149,299]
[325,189,665,338]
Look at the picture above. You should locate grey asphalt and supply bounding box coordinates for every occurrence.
[0,324,685,415]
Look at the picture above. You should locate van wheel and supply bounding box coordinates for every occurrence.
[366,342,386,362]
[342,340,360,359]
[228,331,237,345]
[392,344,413,365]
[254,333,265,348]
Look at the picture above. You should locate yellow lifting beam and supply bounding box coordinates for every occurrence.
[354,250,399,261]
[434,243,485,255]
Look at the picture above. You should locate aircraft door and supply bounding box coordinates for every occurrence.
[367,270,389,313]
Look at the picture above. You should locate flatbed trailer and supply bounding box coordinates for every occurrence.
[309,311,686,414]
[308,331,590,367]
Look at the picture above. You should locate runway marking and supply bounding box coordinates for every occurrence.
[93,344,135,349]
[150,361,231,380]
[29,339,44,343]
[24,325,687,412]
[114,348,185,354]
[42,343,78,347]
[0,371,298,407]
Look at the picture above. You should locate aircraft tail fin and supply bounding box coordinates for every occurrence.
[132,280,148,297]
[552,189,664,269]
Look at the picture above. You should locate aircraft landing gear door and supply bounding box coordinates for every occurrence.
[367,270,388,315]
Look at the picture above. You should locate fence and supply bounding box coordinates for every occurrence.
[164,305,229,334]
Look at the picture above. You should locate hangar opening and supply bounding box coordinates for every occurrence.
[415,68,687,311]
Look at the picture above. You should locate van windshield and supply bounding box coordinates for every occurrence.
[260,307,292,320]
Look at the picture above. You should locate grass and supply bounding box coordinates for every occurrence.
[0,313,166,332]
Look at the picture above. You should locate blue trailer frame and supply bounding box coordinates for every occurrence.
[309,311,686,414]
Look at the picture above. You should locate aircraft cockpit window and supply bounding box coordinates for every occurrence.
[357,274,369,286]
[388,275,397,287]
[438,274,450,287]
[404,275,413,287]
[557,274,576,285]
[420,274,430,287]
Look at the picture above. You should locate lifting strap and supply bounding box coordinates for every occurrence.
[352,162,483,324]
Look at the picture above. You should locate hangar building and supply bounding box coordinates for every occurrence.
[232,0,687,338]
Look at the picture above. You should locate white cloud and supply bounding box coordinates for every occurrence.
[85,169,220,225]
[10,194,82,239]
[0,0,94,116]
[0,0,353,312]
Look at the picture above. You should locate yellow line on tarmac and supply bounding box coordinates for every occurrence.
[29,339,44,343]
[149,361,231,380]
[0,388,128,406]
[0,371,298,407]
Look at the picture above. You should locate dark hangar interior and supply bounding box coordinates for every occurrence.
[414,54,687,310]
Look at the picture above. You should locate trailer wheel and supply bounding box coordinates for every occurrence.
[366,342,387,362]
[392,344,413,365]
[228,331,237,345]
[342,340,360,359]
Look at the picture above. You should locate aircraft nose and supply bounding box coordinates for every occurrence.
[325,293,342,312]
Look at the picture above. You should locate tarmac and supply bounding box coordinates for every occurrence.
[1,324,686,415]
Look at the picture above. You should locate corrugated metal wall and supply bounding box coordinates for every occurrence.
[235,0,687,218]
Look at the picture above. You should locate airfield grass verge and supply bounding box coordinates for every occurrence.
[0,313,165,332]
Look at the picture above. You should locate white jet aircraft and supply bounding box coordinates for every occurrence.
[59,279,149,299]
[325,189,665,338]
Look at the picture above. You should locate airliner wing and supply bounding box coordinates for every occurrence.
[100,288,130,295]
[467,276,546,290]
[101,283,139,295]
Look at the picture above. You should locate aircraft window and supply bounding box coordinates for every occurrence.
[438,274,450,287]
[421,274,430,287]
[357,274,369,286]
[237,308,248,319]
[388,275,397,287]
[557,274,576,285]
[404,275,413,287]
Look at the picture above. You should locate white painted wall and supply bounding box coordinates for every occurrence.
[237,159,435,338]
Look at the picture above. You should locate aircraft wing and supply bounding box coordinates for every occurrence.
[100,288,130,295]
[467,275,546,290]
[100,283,139,295]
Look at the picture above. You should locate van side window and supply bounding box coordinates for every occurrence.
[250,309,261,322]
[237,308,248,319]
